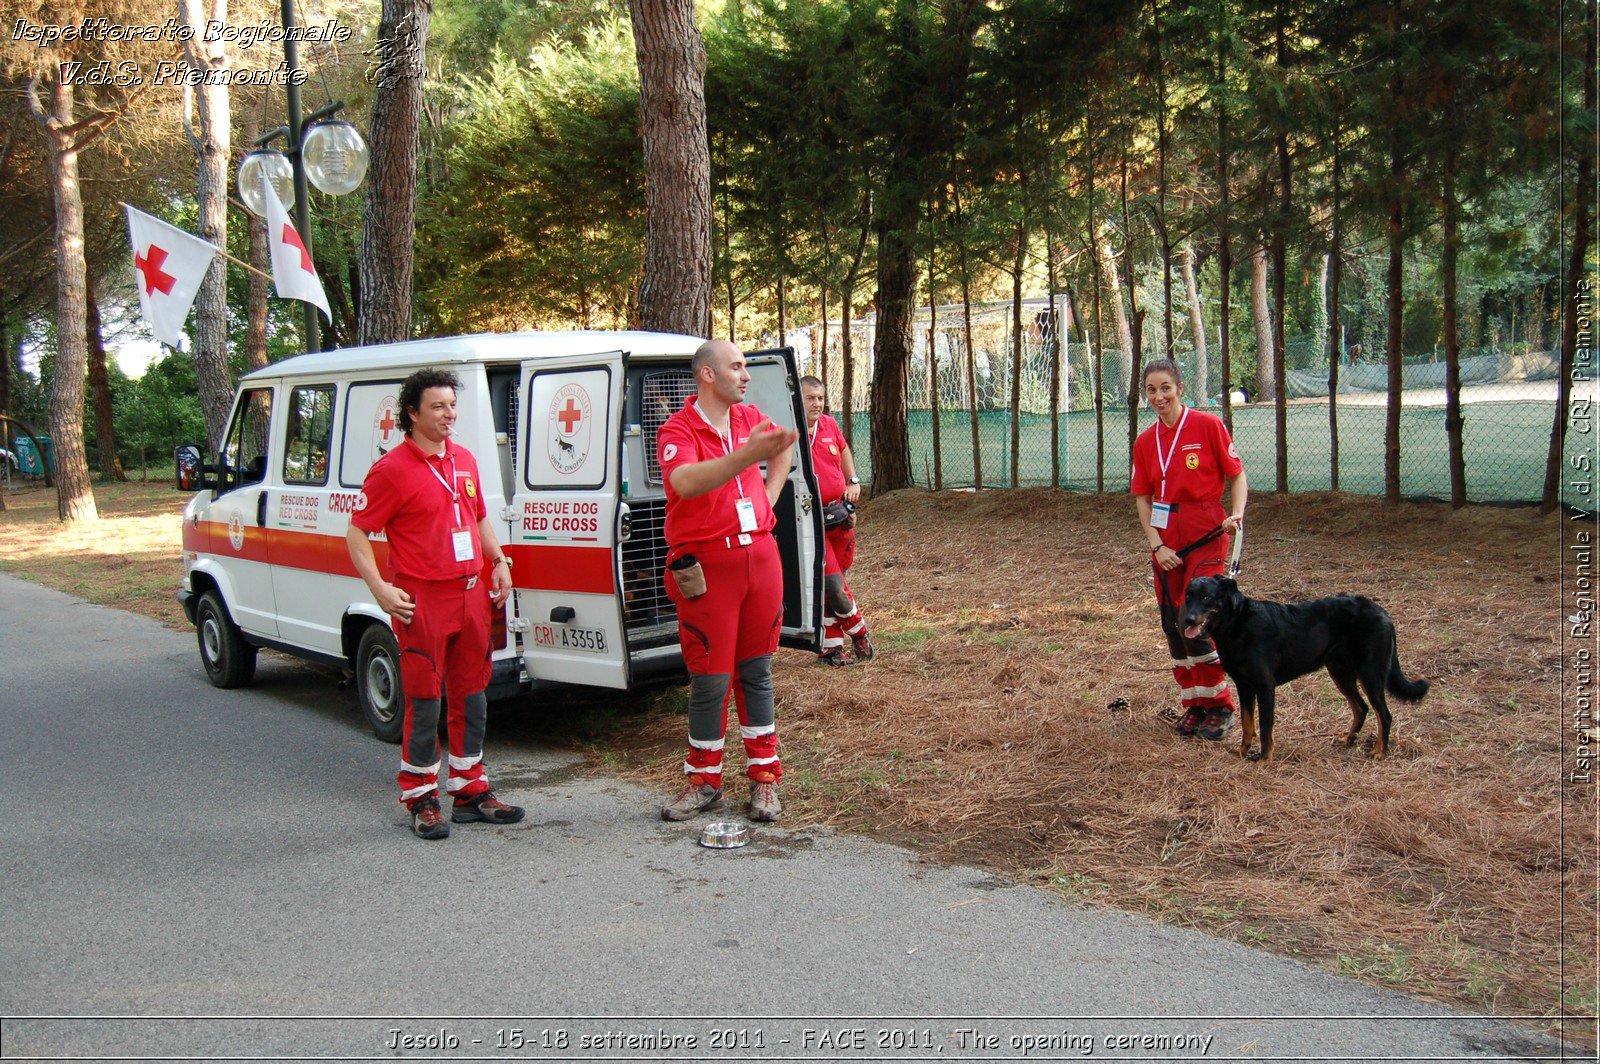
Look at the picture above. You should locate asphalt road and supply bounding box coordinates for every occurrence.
[0,574,1569,1062]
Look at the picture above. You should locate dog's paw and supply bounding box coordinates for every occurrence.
[1244,747,1265,762]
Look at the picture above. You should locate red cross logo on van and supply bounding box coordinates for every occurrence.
[557,397,583,435]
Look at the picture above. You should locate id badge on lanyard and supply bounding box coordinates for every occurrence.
[1151,408,1188,531]
[428,454,476,563]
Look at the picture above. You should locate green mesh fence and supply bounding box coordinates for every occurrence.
[801,314,1592,506]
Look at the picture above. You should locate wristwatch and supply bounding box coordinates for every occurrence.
[847,477,861,485]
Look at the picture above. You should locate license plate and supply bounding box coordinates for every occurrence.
[555,624,607,654]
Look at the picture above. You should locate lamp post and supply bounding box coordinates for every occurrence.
[237,0,367,354]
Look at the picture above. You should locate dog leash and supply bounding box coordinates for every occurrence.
[1170,520,1245,576]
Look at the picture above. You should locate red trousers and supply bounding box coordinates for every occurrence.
[667,534,783,783]
[1152,502,1236,713]
[821,525,866,650]
[392,574,493,804]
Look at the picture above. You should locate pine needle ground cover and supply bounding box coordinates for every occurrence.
[1,480,1589,1038]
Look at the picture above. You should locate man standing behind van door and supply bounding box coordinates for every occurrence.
[346,368,523,841]
[657,340,800,823]
[800,375,874,667]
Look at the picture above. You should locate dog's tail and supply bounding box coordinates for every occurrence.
[1386,635,1430,702]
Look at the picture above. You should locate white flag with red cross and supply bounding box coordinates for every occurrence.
[259,172,331,321]
[122,205,220,349]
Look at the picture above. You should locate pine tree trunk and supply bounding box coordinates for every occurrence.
[1543,1,1595,513]
[1047,237,1060,488]
[927,198,942,490]
[840,287,855,450]
[84,268,125,482]
[1250,243,1274,402]
[1009,221,1024,489]
[869,226,915,493]
[629,0,711,336]
[1152,0,1173,356]
[1216,98,1233,432]
[35,76,97,522]
[1442,148,1466,508]
[1181,241,1208,401]
[240,115,270,371]
[1270,0,1289,489]
[1384,43,1406,504]
[954,189,982,490]
[1327,131,1342,492]
[1098,231,1134,397]
[359,0,431,345]
[180,0,234,446]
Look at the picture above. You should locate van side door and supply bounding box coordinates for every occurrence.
[206,386,279,638]
[743,348,821,649]
[268,381,340,653]
[510,351,630,688]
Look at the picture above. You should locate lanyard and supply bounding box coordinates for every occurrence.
[422,448,462,524]
[694,400,748,501]
[1154,406,1189,501]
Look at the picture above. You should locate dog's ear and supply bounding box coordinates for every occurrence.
[1223,577,1244,610]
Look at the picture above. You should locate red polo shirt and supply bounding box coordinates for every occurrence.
[808,413,848,504]
[658,396,777,548]
[1129,407,1242,503]
[352,435,488,580]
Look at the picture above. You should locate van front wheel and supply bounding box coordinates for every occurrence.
[356,625,405,744]
[196,590,257,689]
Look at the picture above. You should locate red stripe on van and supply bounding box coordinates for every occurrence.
[194,522,391,576]
[506,543,616,595]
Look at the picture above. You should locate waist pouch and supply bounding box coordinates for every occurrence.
[823,499,856,530]
[669,554,707,598]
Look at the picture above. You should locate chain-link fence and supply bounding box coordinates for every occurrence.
[791,302,1593,506]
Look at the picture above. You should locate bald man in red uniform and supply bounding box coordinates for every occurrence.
[656,340,799,823]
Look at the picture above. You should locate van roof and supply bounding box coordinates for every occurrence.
[242,330,706,382]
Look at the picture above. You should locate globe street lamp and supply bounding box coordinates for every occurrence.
[236,0,367,353]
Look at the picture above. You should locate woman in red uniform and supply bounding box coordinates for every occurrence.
[1130,360,1248,741]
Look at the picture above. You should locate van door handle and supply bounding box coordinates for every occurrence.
[550,606,576,623]
[256,491,267,526]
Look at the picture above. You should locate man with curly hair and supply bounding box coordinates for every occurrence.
[346,367,523,839]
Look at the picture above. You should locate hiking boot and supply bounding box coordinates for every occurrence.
[409,796,449,840]
[819,647,851,668]
[1196,708,1236,742]
[747,779,782,822]
[1174,706,1207,736]
[661,781,723,821]
[850,632,876,662]
[452,789,525,825]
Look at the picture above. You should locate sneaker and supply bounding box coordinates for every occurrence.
[451,789,526,825]
[850,632,875,662]
[819,647,851,668]
[661,781,723,821]
[409,796,449,840]
[1174,706,1207,736]
[748,779,782,822]
[1196,708,1236,741]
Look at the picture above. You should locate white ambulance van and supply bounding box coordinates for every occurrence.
[176,331,823,742]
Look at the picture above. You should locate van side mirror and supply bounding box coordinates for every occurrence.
[175,444,205,491]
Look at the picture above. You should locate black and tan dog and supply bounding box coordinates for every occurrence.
[1179,576,1429,761]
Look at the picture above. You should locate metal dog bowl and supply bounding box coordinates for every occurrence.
[698,822,749,849]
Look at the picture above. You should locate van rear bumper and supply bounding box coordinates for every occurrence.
[177,589,197,624]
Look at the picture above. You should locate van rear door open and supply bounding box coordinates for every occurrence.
[743,348,821,649]
[510,350,630,688]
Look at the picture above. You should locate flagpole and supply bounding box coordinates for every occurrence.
[119,203,273,282]
[282,0,320,353]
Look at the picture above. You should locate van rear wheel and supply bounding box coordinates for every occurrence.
[196,590,257,689]
[356,624,404,744]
